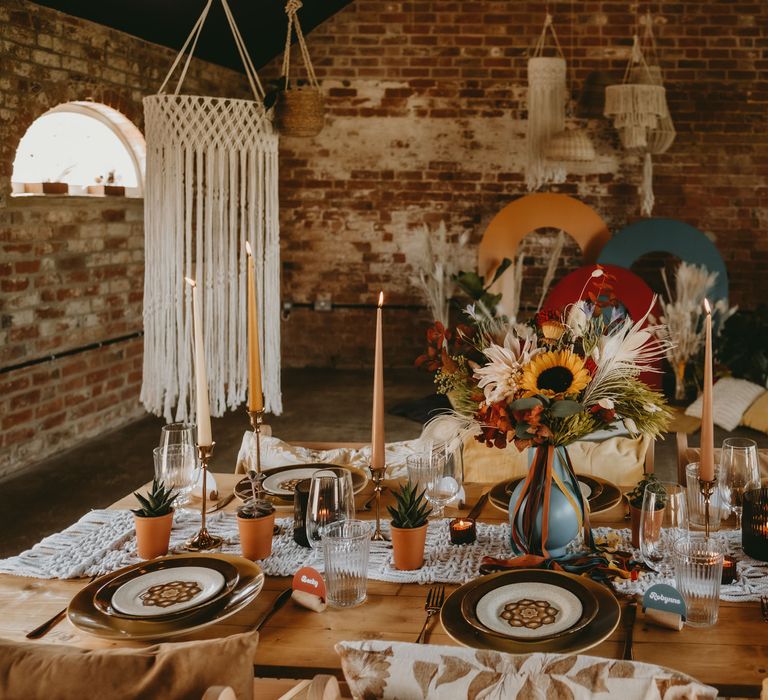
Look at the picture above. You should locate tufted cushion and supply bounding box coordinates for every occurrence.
[742,391,768,434]
[685,378,766,432]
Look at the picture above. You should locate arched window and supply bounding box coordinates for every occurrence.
[11,101,146,197]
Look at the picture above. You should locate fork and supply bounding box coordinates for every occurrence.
[416,585,445,644]
[760,596,768,622]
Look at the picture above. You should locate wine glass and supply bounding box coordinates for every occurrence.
[424,444,462,518]
[153,444,198,506]
[159,422,196,450]
[305,470,355,549]
[720,437,760,529]
[640,481,688,574]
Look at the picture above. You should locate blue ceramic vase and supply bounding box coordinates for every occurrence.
[508,445,587,559]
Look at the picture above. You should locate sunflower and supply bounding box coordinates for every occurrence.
[520,350,591,399]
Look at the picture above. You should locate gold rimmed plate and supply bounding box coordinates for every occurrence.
[93,556,240,621]
[441,569,620,655]
[69,554,263,641]
[234,464,369,502]
[489,475,621,516]
[459,569,598,642]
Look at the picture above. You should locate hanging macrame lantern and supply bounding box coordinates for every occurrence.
[526,14,567,191]
[141,0,282,422]
[604,35,669,151]
[274,0,324,137]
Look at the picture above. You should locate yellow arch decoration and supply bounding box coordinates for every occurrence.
[478,193,611,317]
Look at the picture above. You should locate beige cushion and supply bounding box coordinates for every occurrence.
[0,631,259,700]
[742,391,768,434]
[335,640,716,699]
[463,434,649,486]
[685,377,766,431]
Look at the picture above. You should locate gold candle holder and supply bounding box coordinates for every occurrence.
[185,443,224,551]
[370,465,389,542]
[247,407,266,500]
[699,477,717,539]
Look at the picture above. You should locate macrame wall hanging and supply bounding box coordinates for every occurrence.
[141,0,282,423]
[604,26,672,215]
[274,0,324,137]
[526,15,567,191]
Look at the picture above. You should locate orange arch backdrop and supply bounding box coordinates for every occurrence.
[478,193,611,317]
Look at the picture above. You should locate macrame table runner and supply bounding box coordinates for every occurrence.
[1,513,766,601]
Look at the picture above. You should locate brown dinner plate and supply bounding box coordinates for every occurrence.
[490,475,621,516]
[459,568,598,641]
[441,569,620,655]
[93,555,239,621]
[68,554,263,641]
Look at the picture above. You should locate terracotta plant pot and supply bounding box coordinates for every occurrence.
[134,511,174,559]
[630,505,664,549]
[390,523,428,570]
[238,512,275,560]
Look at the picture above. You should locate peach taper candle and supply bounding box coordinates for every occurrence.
[700,298,714,482]
[245,241,264,412]
[186,277,212,446]
[371,291,385,471]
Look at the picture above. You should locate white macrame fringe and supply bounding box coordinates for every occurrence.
[526,56,567,191]
[640,151,655,217]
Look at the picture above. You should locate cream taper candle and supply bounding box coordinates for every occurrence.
[700,298,714,482]
[186,277,212,446]
[371,291,385,471]
[245,242,263,412]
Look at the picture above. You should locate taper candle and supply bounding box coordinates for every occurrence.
[186,277,212,446]
[244,242,264,412]
[700,298,714,482]
[371,291,385,471]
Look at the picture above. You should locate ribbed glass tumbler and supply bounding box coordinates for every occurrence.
[322,519,371,608]
[673,537,724,627]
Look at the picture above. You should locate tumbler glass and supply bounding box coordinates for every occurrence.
[305,470,355,549]
[685,462,724,532]
[159,422,197,451]
[720,438,760,530]
[673,536,724,627]
[322,519,371,608]
[639,482,688,574]
[153,444,198,506]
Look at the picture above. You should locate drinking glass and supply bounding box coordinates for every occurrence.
[153,444,198,506]
[639,482,688,574]
[305,470,355,549]
[685,462,724,532]
[159,422,196,450]
[720,438,760,529]
[427,443,462,517]
[322,519,371,608]
[673,536,724,627]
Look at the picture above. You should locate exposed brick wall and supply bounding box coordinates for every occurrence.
[271,0,767,361]
[0,0,250,477]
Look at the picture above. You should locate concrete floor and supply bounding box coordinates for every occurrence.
[1,367,765,558]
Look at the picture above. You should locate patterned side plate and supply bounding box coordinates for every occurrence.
[93,556,239,621]
[444,569,619,655]
[70,554,263,640]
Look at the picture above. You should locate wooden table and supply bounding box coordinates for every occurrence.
[0,474,765,697]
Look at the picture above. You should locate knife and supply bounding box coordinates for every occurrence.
[206,492,236,514]
[622,600,637,660]
[254,588,292,632]
[466,493,489,521]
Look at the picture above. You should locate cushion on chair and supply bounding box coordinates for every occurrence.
[742,391,768,434]
[0,630,259,700]
[463,433,649,485]
[685,378,766,431]
[335,640,716,699]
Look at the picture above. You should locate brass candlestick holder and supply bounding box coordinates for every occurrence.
[370,465,389,542]
[247,408,266,500]
[699,477,717,539]
[185,442,223,551]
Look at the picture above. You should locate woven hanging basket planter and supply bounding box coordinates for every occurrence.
[275,86,324,137]
[544,127,596,162]
[630,65,676,155]
[275,0,324,137]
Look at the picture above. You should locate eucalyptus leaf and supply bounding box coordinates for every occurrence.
[509,396,543,411]
[515,423,534,439]
[550,400,584,417]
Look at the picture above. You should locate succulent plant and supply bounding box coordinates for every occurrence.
[131,479,177,518]
[626,473,667,510]
[388,481,432,529]
[237,498,275,520]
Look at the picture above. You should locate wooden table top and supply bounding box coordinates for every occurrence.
[0,473,764,697]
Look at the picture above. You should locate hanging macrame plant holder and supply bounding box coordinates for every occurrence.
[630,16,676,216]
[141,0,282,423]
[604,35,669,151]
[274,0,324,137]
[526,15,567,191]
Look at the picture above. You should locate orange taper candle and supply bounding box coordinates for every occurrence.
[245,242,263,412]
[700,298,714,482]
[371,291,385,470]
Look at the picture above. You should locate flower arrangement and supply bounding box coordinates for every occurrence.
[434,268,672,450]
